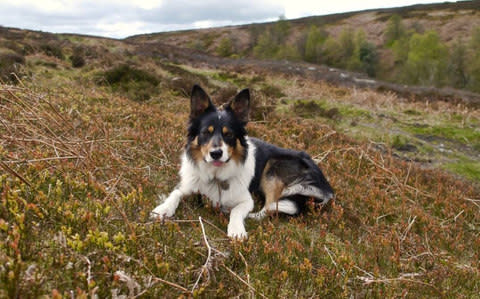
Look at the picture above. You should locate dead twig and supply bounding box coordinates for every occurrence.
[357,274,444,297]
[192,216,213,292]
[223,265,267,299]
[151,276,190,294]
[0,160,32,187]
[83,255,93,287]
[464,198,480,211]
[239,251,254,299]
[3,155,84,164]
[400,215,417,243]
[117,254,190,294]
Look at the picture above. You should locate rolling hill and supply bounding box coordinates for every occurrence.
[127,1,480,93]
[1,2,480,297]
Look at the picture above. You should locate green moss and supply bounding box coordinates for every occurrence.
[445,159,480,181]
[337,104,372,119]
[408,125,480,145]
[391,134,408,150]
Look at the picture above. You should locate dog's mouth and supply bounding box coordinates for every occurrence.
[210,157,231,167]
[211,160,225,167]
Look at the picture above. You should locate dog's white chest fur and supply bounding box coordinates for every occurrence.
[180,138,256,209]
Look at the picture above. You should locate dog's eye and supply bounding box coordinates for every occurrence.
[223,131,234,138]
[201,130,211,137]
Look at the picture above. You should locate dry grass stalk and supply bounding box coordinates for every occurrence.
[192,216,213,292]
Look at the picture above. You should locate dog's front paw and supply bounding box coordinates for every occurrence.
[150,203,175,220]
[227,223,247,240]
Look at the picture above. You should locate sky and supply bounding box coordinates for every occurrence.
[0,0,451,39]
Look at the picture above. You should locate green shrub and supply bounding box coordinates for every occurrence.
[40,42,64,60]
[103,65,158,86]
[384,14,406,46]
[253,16,292,60]
[259,84,285,98]
[293,100,340,119]
[303,25,328,63]
[0,51,25,83]
[467,27,480,92]
[403,31,448,86]
[447,39,468,88]
[359,41,378,77]
[322,37,342,66]
[98,64,160,101]
[216,37,233,57]
[70,47,86,68]
[71,54,85,68]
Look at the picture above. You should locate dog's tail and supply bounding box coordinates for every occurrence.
[280,152,334,205]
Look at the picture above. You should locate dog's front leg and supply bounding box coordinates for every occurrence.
[227,196,254,239]
[150,187,191,220]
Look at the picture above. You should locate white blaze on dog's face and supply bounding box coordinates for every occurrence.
[186,85,250,167]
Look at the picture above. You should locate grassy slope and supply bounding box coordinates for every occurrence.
[127,2,480,55]
[1,32,480,298]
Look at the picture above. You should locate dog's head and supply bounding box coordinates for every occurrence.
[186,85,250,167]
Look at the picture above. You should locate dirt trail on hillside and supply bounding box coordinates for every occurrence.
[131,42,480,107]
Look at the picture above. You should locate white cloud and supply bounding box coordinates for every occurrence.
[0,0,450,38]
[281,0,451,19]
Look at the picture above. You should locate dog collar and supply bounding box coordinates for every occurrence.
[210,178,229,190]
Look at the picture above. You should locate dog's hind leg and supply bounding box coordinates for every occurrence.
[248,199,299,220]
[248,170,285,220]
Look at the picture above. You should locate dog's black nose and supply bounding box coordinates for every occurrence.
[210,149,223,160]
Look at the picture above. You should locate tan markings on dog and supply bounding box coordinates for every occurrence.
[208,125,214,133]
[200,140,215,159]
[222,126,228,135]
[260,161,285,214]
[189,137,204,162]
[229,139,245,163]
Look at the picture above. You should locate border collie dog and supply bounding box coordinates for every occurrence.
[151,85,334,239]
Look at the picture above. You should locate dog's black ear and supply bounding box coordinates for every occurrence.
[229,88,250,123]
[190,85,214,120]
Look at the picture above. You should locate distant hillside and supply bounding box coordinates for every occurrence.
[127,1,480,48]
[127,1,480,92]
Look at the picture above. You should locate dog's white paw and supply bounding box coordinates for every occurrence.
[227,223,247,240]
[150,202,175,220]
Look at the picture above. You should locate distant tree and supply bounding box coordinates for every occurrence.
[276,45,301,61]
[303,25,328,63]
[253,16,293,60]
[248,24,264,50]
[347,30,367,71]
[384,14,406,46]
[253,31,278,59]
[216,36,233,57]
[322,37,342,66]
[272,15,290,45]
[403,31,448,86]
[359,41,378,77]
[467,27,480,92]
[410,21,425,35]
[447,39,468,88]
[339,28,356,65]
[392,36,411,65]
